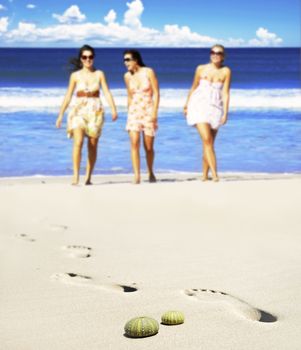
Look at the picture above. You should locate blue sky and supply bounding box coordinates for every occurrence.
[0,0,299,47]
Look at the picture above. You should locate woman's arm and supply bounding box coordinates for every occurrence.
[99,71,118,121]
[148,68,160,124]
[56,73,76,128]
[220,67,231,125]
[183,65,202,116]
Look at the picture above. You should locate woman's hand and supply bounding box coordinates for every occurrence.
[56,116,63,128]
[220,114,228,125]
[183,105,188,117]
[151,112,158,130]
[112,111,118,122]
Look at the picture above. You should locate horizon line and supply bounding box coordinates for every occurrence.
[0,46,299,49]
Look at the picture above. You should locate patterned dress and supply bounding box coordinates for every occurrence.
[126,69,156,137]
[186,68,224,130]
[67,72,104,139]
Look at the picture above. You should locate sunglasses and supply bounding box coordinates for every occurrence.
[123,58,133,62]
[210,50,224,56]
[81,55,94,60]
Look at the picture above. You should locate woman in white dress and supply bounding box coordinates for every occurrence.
[184,45,231,182]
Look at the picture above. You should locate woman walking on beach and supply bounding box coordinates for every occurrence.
[184,44,231,182]
[123,49,160,184]
[56,45,117,185]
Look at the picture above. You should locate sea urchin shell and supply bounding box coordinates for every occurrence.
[124,316,159,338]
[161,311,185,325]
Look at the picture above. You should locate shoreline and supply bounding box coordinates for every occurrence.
[0,171,300,186]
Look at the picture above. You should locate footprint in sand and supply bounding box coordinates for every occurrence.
[62,245,92,258]
[51,273,138,293]
[16,233,36,242]
[184,288,277,323]
[49,224,68,232]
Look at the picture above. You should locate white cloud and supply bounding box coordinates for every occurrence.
[6,21,36,39]
[249,27,283,47]
[104,9,116,24]
[158,25,217,46]
[225,37,245,47]
[53,5,86,24]
[0,17,8,32]
[27,4,36,9]
[124,0,143,28]
[18,22,36,31]
[0,1,285,47]
[3,20,218,47]
[0,4,6,10]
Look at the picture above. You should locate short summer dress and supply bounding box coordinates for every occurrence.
[126,69,156,137]
[67,72,104,139]
[186,69,224,130]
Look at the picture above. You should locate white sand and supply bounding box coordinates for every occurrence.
[1,173,301,350]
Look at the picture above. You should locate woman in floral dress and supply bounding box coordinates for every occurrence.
[56,45,117,185]
[123,49,160,184]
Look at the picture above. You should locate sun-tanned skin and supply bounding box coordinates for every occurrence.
[124,51,160,184]
[56,48,117,185]
[184,45,231,182]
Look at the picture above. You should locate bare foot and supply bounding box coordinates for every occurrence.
[132,176,141,185]
[85,179,93,185]
[149,173,157,183]
[212,176,220,182]
[72,176,79,186]
[201,175,208,182]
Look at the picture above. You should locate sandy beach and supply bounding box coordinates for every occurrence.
[1,173,301,350]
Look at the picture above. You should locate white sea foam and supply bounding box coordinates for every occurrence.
[0,87,300,113]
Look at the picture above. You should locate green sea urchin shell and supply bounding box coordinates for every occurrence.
[124,317,159,338]
[161,311,185,325]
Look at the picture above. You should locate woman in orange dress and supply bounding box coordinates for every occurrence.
[123,49,160,184]
[56,45,117,185]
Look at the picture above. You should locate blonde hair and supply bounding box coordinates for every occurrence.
[211,44,225,52]
[210,44,226,63]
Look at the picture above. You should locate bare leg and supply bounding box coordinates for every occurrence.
[85,136,99,185]
[202,128,218,181]
[202,155,209,181]
[196,123,219,182]
[72,128,85,185]
[143,133,156,182]
[129,131,141,184]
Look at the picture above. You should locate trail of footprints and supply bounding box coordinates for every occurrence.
[16,223,277,322]
[55,244,138,293]
[16,223,138,294]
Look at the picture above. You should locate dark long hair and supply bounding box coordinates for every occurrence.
[123,49,146,67]
[69,45,96,71]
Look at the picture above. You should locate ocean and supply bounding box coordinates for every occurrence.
[0,48,300,177]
